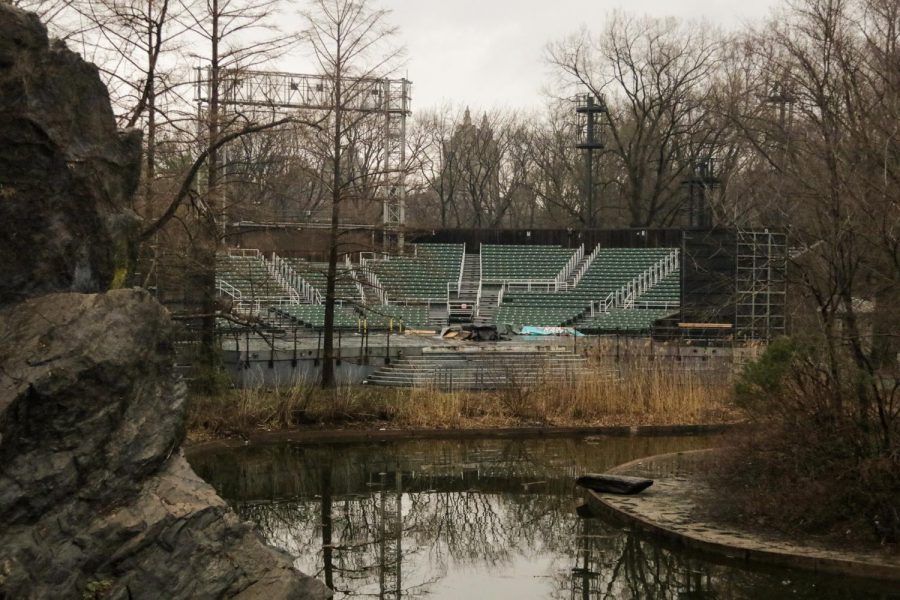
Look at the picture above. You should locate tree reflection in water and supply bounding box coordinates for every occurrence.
[191,437,894,600]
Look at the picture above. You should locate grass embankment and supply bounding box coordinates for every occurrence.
[187,358,739,441]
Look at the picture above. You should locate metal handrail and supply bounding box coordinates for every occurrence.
[265,253,301,305]
[361,264,387,305]
[271,253,319,304]
[227,248,260,258]
[572,244,602,288]
[346,255,367,305]
[633,299,680,310]
[457,249,467,295]
[554,244,583,286]
[387,295,446,306]
[623,249,679,308]
[216,279,243,301]
[475,279,483,317]
[592,249,680,314]
[488,278,563,293]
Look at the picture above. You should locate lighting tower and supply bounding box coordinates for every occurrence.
[682,152,720,228]
[194,67,412,250]
[574,94,607,228]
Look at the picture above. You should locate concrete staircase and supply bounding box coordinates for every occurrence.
[475,284,502,324]
[428,305,449,328]
[364,350,593,390]
[566,253,593,287]
[361,281,382,306]
[448,252,480,322]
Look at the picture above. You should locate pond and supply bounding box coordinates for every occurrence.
[190,435,896,599]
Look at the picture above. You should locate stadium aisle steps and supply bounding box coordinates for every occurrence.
[364,351,595,390]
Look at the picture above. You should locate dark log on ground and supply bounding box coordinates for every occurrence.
[575,473,654,495]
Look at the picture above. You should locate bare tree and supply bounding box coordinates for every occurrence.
[711,0,898,542]
[408,107,537,228]
[407,105,466,227]
[299,0,404,387]
[527,102,591,226]
[549,13,726,227]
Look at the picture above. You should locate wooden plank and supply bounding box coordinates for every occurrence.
[677,322,733,329]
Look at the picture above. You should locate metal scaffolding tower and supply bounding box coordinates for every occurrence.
[681,153,720,228]
[735,230,787,341]
[194,67,412,250]
[574,94,607,228]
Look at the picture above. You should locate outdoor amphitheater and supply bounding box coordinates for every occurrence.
[211,228,787,389]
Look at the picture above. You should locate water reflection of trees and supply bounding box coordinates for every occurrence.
[239,483,574,597]
[554,516,886,600]
[193,437,885,599]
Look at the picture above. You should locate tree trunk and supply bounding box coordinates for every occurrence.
[321,68,342,388]
[199,1,220,382]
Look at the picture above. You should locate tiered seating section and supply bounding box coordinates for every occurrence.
[481,244,573,281]
[370,243,463,301]
[269,305,361,329]
[360,305,429,329]
[215,244,681,335]
[576,309,673,334]
[495,247,680,332]
[285,258,361,303]
[635,271,680,306]
[267,305,429,330]
[577,248,674,299]
[215,253,294,305]
[216,250,440,331]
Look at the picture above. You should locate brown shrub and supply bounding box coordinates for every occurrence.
[709,339,900,545]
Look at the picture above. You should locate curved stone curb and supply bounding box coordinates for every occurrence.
[586,449,900,583]
[186,423,737,456]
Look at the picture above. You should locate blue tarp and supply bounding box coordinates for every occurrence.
[519,325,585,337]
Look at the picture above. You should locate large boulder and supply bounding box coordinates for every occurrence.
[0,291,329,599]
[0,4,141,305]
[0,4,329,598]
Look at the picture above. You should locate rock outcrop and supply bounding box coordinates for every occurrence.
[0,4,329,599]
[0,292,328,599]
[0,5,141,305]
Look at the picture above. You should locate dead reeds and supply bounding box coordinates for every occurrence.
[187,346,738,440]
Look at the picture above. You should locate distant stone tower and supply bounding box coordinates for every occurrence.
[441,108,501,227]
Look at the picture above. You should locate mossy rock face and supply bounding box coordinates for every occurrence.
[83,579,113,600]
[0,2,141,306]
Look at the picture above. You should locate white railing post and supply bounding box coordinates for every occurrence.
[602,248,680,311]
[345,255,366,305]
[456,250,464,295]
[554,243,583,288]
[475,279,483,316]
[572,244,601,288]
[265,252,300,305]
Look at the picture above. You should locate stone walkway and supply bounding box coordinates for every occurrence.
[587,449,900,582]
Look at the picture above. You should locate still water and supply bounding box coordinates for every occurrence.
[191,435,896,599]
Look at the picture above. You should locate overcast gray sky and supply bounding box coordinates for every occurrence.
[282,1,782,113]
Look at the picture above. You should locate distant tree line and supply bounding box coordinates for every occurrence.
[14,0,897,405]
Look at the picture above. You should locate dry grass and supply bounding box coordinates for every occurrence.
[187,354,738,440]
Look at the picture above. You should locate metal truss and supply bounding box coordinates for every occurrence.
[735,230,787,341]
[195,67,412,249]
